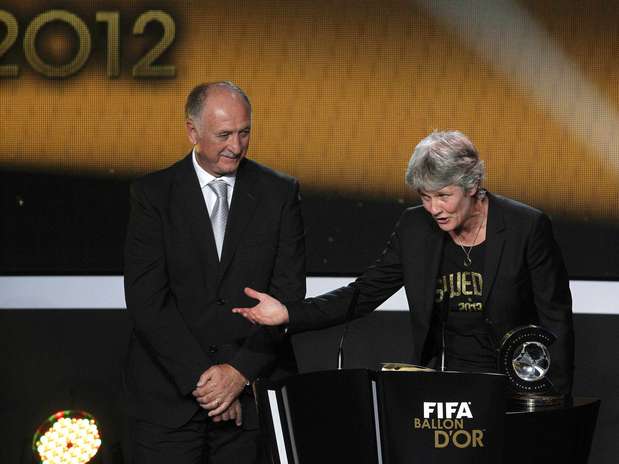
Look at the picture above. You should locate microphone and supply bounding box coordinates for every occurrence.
[337,285,360,370]
[439,294,450,372]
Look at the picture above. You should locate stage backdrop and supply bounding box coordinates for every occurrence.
[1,2,618,464]
[1,0,618,277]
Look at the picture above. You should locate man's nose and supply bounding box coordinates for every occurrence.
[228,134,242,154]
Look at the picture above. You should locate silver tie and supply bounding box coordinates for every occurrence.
[208,179,229,259]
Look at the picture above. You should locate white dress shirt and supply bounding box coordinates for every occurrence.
[192,148,236,216]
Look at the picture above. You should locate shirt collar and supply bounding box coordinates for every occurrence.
[192,148,236,190]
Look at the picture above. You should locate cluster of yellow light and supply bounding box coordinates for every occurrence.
[35,417,101,464]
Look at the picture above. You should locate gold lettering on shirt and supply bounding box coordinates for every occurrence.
[449,273,461,298]
[472,273,482,295]
[461,272,473,295]
[435,275,447,302]
[435,272,483,304]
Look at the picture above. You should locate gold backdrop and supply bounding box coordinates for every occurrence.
[1,0,618,218]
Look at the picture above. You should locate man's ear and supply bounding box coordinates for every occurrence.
[185,119,198,145]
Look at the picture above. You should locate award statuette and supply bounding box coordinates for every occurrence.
[381,363,435,372]
[499,325,566,411]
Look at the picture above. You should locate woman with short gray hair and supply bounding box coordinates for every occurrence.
[406,130,484,195]
[234,130,574,397]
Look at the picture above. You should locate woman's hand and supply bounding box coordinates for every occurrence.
[232,287,290,326]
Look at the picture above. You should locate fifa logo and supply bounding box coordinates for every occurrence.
[414,402,484,448]
[423,402,473,419]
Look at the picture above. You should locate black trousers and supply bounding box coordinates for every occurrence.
[127,406,265,464]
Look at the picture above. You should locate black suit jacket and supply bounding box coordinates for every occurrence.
[124,155,306,427]
[288,193,574,394]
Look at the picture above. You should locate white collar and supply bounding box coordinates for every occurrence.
[192,148,236,190]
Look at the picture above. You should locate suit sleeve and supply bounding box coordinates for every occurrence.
[527,213,574,395]
[124,182,211,395]
[266,179,307,304]
[287,215,406,332]
[229,179,306,381]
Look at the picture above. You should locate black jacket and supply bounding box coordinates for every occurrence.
[124,155,306,427]
[288,193,574,395]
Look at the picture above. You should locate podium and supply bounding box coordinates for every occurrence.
[256,369,599,464]
[255,369,506,464]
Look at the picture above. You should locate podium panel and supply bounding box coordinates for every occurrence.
[378,371,505,463]
[256,369,380,464]
[257,369,505,464]
[503,398,600,464]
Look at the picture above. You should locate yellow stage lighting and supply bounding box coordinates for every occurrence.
[32,410,101,464]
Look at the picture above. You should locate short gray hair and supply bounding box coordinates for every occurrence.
[405,131,485,193]
[184,81,252,121]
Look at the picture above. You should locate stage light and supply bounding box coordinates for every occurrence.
[32,410,101,464]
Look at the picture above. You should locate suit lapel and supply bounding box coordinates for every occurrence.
[482,194,505,317]
[173,154,220,286]
[218,159,259,281]
[422,226,445,315]
[403,220,444,360]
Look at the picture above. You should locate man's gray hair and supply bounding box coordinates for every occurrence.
[405,131,485,193]
[184,81,252,121]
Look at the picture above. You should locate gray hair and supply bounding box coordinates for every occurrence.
[184,81,252,121]
[405,131,485,194]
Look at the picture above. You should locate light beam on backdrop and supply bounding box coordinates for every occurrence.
[415,0,619,173]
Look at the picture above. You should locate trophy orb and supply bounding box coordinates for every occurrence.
[512,341,550,382]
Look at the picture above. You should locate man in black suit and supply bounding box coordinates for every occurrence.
[124,81,305,463]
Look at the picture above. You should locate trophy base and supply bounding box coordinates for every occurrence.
[509,392,567,412]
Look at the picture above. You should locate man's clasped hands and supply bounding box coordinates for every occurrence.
[192,363,248,426]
